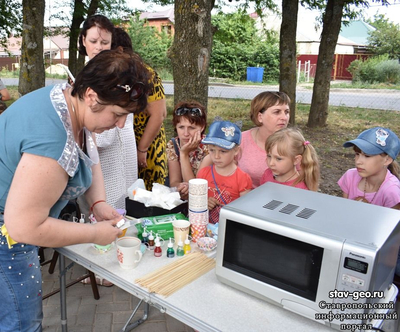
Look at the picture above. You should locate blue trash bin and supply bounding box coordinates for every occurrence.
[247,67,264,83]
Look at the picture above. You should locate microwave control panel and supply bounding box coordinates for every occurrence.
[331,247,375,326]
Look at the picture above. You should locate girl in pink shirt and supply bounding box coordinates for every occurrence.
[260,128,320,191]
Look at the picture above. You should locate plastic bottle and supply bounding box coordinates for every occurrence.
[148,231,155,250]
[142,227,148,244]
[176,237,185,256]
[183,234,191,255]
[166,238,175,258]
[154,239,162,257]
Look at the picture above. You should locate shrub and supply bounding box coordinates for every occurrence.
[348,55,400,84]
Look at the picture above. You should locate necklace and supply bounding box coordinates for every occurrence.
[274,171,298,183]
[362,178,382,204]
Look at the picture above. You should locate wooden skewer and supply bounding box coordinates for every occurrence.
[135,252,215,297]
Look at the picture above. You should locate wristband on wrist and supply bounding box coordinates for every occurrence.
[90,200,106,213]
[137,148,148,153]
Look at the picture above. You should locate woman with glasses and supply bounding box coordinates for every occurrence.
[167,101,211,199]
[0,49,150,331]
[238,91,291,188]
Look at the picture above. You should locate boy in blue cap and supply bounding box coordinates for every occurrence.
[197,120,252,224]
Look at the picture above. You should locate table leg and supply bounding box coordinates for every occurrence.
[120,299,149,332]
[59,253,68,332]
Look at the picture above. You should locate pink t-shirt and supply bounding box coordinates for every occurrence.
[338,168,400,208]
[260,168,309,190]
[238,129,267,188]
[197,165,252,224]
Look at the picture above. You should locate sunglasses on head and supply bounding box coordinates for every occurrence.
[116,82,145,101]
[175,107,202,117]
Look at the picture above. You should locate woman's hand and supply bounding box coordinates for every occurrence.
[177,182,189,200]
[92,202,121,222]
[208,197,220,210]
[138,151,148,169]
[92,217,122,245]
[180,131,202,155]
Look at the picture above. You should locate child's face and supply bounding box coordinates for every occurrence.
[208,145,238,169]
[266,145,298,177]
[176,117,204,144]
[354,150,392,178]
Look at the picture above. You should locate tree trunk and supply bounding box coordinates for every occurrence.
[169,0,214,109]
[18,0,45,96]
[307,0,345,127]
[279,0,298,126]
[68,0,99,77]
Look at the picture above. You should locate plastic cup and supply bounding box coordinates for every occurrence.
[116,237,143,269]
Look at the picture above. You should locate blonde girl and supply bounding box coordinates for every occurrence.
[260,128,320,191]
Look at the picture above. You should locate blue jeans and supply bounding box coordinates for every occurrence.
[0,219,43,332]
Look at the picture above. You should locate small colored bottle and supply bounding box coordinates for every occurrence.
[183,234,191,255]
[166,238,175,258]
[142,227,148,244]
[176,238,185,256]
[148,231,155,250]
[154,239,162,257]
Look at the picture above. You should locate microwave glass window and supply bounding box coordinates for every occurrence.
[344,257,368,274]
[223,219,324,301]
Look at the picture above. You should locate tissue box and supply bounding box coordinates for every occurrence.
[125,197,188,218]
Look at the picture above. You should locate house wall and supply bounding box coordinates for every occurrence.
[145,18,175,35]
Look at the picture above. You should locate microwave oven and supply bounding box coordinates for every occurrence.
[216,182,400,331]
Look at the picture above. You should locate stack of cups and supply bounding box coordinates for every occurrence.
[188,179,209,243]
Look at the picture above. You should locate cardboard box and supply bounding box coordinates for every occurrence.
[125,197,188,218]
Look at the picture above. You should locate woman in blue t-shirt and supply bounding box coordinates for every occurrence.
[0,49,151,331]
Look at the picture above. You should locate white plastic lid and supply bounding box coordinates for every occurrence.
[168,238,174,248]
[184,234,190,244]
[148,231,154,240]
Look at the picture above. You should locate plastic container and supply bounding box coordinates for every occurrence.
[246,67,264,83]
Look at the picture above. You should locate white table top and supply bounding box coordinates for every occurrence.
[56,240,334,332]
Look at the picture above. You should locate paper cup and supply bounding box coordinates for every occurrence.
[189,179,208,196]
[116,237,143,269]
[190,222,208,243]
[188,193,208,211]
[189,209,209,224]
[173,219,191,243]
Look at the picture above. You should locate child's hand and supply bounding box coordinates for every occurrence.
[208,197,220,210]
[180,131,202,155]
[177,182,189,200]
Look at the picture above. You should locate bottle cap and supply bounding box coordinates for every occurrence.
[184,234,190,245]
[148,231,154,240]
[155,239,161,247]
[178,236,183,247]
[142,227,148,236]
[168,238,174,248]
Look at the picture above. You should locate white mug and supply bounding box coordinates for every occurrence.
[116,237,143,269]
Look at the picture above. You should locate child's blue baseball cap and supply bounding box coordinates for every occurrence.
[201,120,241,150]
[343,127,400,160]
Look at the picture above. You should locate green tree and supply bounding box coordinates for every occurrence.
[126,13,173,73]
[367,13,400,59]
[210,9,279,82]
